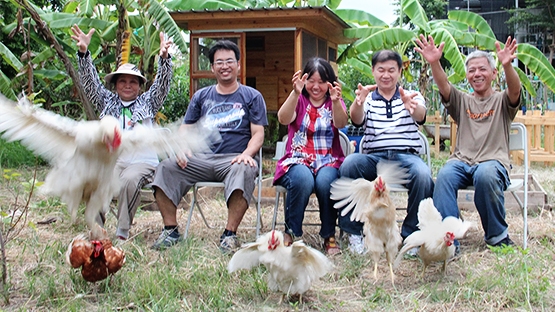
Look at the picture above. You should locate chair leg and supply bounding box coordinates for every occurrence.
[272,192,280,231]
[184,185,216,240]
[183,187,197,240]
[511,189,528,249]
[256,179,263,237]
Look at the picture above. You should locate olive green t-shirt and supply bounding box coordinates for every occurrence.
[444,85,521,171]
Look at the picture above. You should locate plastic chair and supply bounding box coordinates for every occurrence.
[460,123,529,248]
[271,131,352,229]
[183,148,263,239]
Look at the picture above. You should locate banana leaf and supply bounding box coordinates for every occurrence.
[401,0,431,33]
[333,9,388,27]
[354,28,415,53]
[514,67,536,98]
[448,10,496,39]
[429,28,466,83]
[516,43,555,93]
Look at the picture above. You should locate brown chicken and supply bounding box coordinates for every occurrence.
[331,161,409,285]
[66,229,125,282]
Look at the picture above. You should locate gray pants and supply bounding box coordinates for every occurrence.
[115,162,156,239]
[152,153,259,208]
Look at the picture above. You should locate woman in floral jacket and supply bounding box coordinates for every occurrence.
[71,24,173,240]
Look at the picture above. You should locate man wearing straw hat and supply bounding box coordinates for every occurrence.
[71,24,173,241]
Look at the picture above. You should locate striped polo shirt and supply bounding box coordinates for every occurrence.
[359,87,425,154]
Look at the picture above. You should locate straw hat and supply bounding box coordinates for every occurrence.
[104,63,147,84]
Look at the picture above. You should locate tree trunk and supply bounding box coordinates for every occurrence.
[16,0,97,120]
[115,0,127,68]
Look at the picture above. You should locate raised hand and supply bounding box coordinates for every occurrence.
[291,70,308,95]
[399,87,418,114]
[354,83,376,106]
[71,24,95,54]
[327,81,342,102]
[414,34,444,64]
[496,36,517,66]
[159,32,173,59]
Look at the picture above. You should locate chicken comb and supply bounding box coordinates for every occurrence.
[268,230,279,250]
[112,127,122,149]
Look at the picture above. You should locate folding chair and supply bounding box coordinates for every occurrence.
[271,131,352,229]
[183,148,263,239]
[460,123,529,248]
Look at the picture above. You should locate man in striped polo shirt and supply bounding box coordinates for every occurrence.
[338,50,434,254]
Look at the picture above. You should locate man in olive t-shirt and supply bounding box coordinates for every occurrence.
[415,35,522,248]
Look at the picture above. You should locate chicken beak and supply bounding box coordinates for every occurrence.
[444,232,455,246]
[92,240,103,258]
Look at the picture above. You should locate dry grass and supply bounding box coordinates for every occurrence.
[0,160,554,311]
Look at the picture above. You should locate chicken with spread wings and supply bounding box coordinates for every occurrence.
[228,230,333,303]
[394,198,475,276]
[331,161,409,284]
[0,94,218,238]
[66,228,125,282]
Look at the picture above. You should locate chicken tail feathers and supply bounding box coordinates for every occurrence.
[416,198,443,229]
[393,242,417,270]
[442,216,475,239]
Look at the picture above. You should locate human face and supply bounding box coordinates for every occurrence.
[372,60,401,93]
[466,57,497,97]
[211,49,239,85]
[115,74,141,101]
[305,71,328,106]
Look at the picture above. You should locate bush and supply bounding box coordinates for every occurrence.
[0,138,46,168]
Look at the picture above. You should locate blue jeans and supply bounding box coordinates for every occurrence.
[276,164,339,238]
[433,160,510,245]
[337,151,434,238]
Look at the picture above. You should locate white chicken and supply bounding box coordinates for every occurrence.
[0,94,217,238]
[330,161,409,284]
[228,230,334,303]
[394,198,475,276]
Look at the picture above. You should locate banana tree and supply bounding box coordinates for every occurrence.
[335,0,555,101]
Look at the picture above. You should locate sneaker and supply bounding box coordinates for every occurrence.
[220,234,240,253]
[348,234,365,254]
[151,228,182,250]
[455,245,461,256]
[490,236,515,247]
[406,247,419,257]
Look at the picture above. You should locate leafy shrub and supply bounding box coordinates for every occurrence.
[0,138,46,168]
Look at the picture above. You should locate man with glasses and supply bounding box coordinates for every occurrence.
[151,40,268,252]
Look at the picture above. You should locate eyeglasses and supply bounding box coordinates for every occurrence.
[213,59,237,67]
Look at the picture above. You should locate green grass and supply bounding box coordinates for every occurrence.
[0,160,554,310]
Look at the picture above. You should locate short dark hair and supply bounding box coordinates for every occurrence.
[372,50,403,69]
[301,57,337,98]
[208,40,240,64]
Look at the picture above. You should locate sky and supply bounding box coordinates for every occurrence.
[337,0,398,25]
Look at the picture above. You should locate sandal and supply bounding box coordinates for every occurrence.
[284,232,293,247]
[324,237,341,256]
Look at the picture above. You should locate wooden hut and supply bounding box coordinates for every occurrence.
[169,6,353,113]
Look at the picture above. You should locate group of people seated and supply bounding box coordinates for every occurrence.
[71,24,522,255]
